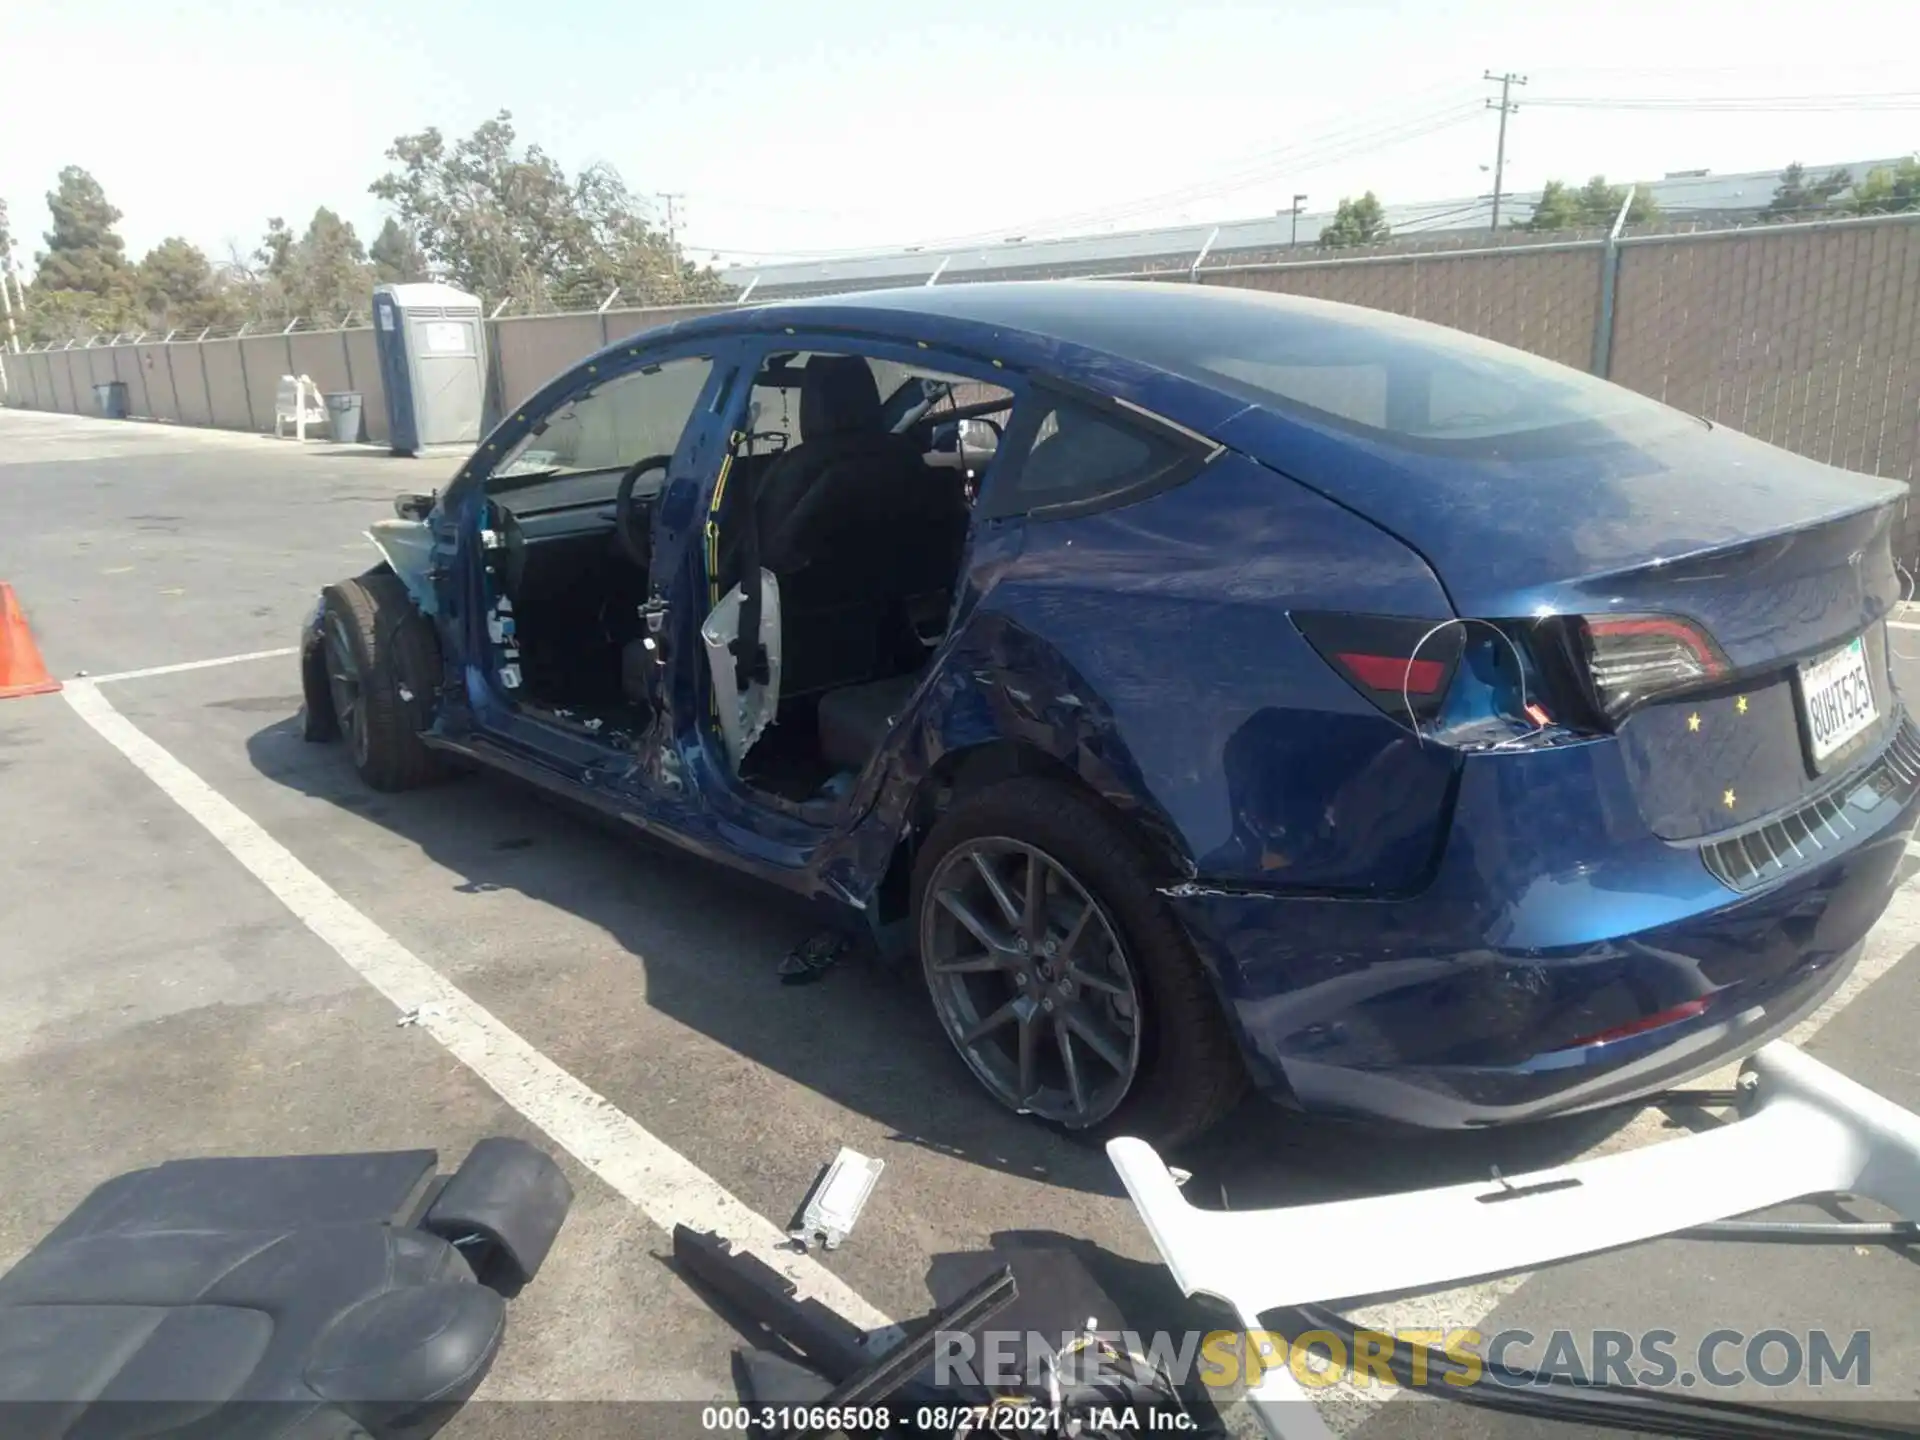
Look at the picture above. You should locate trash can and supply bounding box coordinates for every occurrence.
[93,382,129,420]
[324,392,364,444]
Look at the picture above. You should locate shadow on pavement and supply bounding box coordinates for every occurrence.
[246,711,1640,1204]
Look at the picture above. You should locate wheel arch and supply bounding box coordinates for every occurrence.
[871,736,1193,934]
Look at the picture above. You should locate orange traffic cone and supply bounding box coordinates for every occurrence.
[0,584,61,699]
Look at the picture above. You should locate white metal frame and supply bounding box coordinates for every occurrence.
[1108,1043,1920,1440]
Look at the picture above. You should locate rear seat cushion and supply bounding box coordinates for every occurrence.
[816,673,921,775]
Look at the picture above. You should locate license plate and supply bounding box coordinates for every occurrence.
[1798,635,1878,764]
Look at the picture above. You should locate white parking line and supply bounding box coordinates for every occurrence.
[59,677,898,1342]
[85,647,297,685]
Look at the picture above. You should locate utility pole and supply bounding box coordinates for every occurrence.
[1290,193,1308,247]
[654,192,686,248]
[1484,70,1527,231]
[0,200,18,353]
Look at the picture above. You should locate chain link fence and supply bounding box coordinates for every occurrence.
[6,213,1918,552]
[1196,239,1605,369]
[1609,218,1920,482]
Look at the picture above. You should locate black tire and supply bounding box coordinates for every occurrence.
[911,778,1247,1148]
[319,572,446,793]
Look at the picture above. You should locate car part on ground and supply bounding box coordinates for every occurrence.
[788,1147,886,1251]
[912,779,1248,1146]
[0,1139,572,1439]
[1108,1041,1920,1440]
[675,1226,1224,1438]
[778,930,858,984]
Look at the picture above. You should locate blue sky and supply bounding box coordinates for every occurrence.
[2,0,1913,278]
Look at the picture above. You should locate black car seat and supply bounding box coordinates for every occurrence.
[0,1141,571,1440]
[753,357,908,555]
[751,358,970,695]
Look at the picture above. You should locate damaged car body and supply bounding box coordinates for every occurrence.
[302,280,1919,1144]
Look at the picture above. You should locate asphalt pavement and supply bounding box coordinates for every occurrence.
[4,406,1919,1439]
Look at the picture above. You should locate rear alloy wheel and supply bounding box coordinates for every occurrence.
[922,837,1143,1129]
[913,779,1247,1146]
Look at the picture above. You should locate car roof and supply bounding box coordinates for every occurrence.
[663,279,1422,390]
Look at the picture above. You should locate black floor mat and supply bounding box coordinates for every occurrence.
[741,704,839,802]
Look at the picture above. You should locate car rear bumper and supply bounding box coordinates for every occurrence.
[1170,719,1920,1129]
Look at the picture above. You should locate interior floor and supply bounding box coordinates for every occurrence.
[738,698,838,803]
[740,668,928,804]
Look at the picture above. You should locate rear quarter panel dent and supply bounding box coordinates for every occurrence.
[845,453,1469,901]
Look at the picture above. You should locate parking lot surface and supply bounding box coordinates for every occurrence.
[6,406,1920,1437]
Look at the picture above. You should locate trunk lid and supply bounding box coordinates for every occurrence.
[1220,408,1908,838]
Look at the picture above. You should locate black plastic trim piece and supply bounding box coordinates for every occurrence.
[1700,716,1920,892]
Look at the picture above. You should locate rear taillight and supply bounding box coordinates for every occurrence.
[1293,613,1465,724]
[1581,613,1728,721]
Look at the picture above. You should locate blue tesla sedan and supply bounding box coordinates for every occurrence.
[301,280,1918,1144]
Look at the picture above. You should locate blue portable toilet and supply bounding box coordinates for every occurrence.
[371,283,487,456]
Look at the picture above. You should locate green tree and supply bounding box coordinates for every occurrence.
[255,216,295,283]
[1319,192,1390,248]
[1578,175,1658,227]
[32,166,139,334]
[1847,158,1920,216]
[289,207,370,318]
[369,110,724,309]
[369,217,427,285]
[1765,162,1854,219]
[243,208,372,322]
[1522,175,1658,231]
[135,237,238,331]
[1521,180,1584,231]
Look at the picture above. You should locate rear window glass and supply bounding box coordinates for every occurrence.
[1199,329,1697,446]
[1069,291,1701,451]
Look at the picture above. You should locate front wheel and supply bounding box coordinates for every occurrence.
[319,572,446,793]
[911,779,1247,1146]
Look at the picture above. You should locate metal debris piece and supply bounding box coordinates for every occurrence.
[789,1148,884,1251]
[778,931,851,985]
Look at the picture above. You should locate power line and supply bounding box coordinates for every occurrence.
[1528,91,1920,111]
[971,99,1486,241]
[703,92,1486,258]
[1485,70,1527,231]
[1396,199,1498,233]
[690,99,1486,262]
